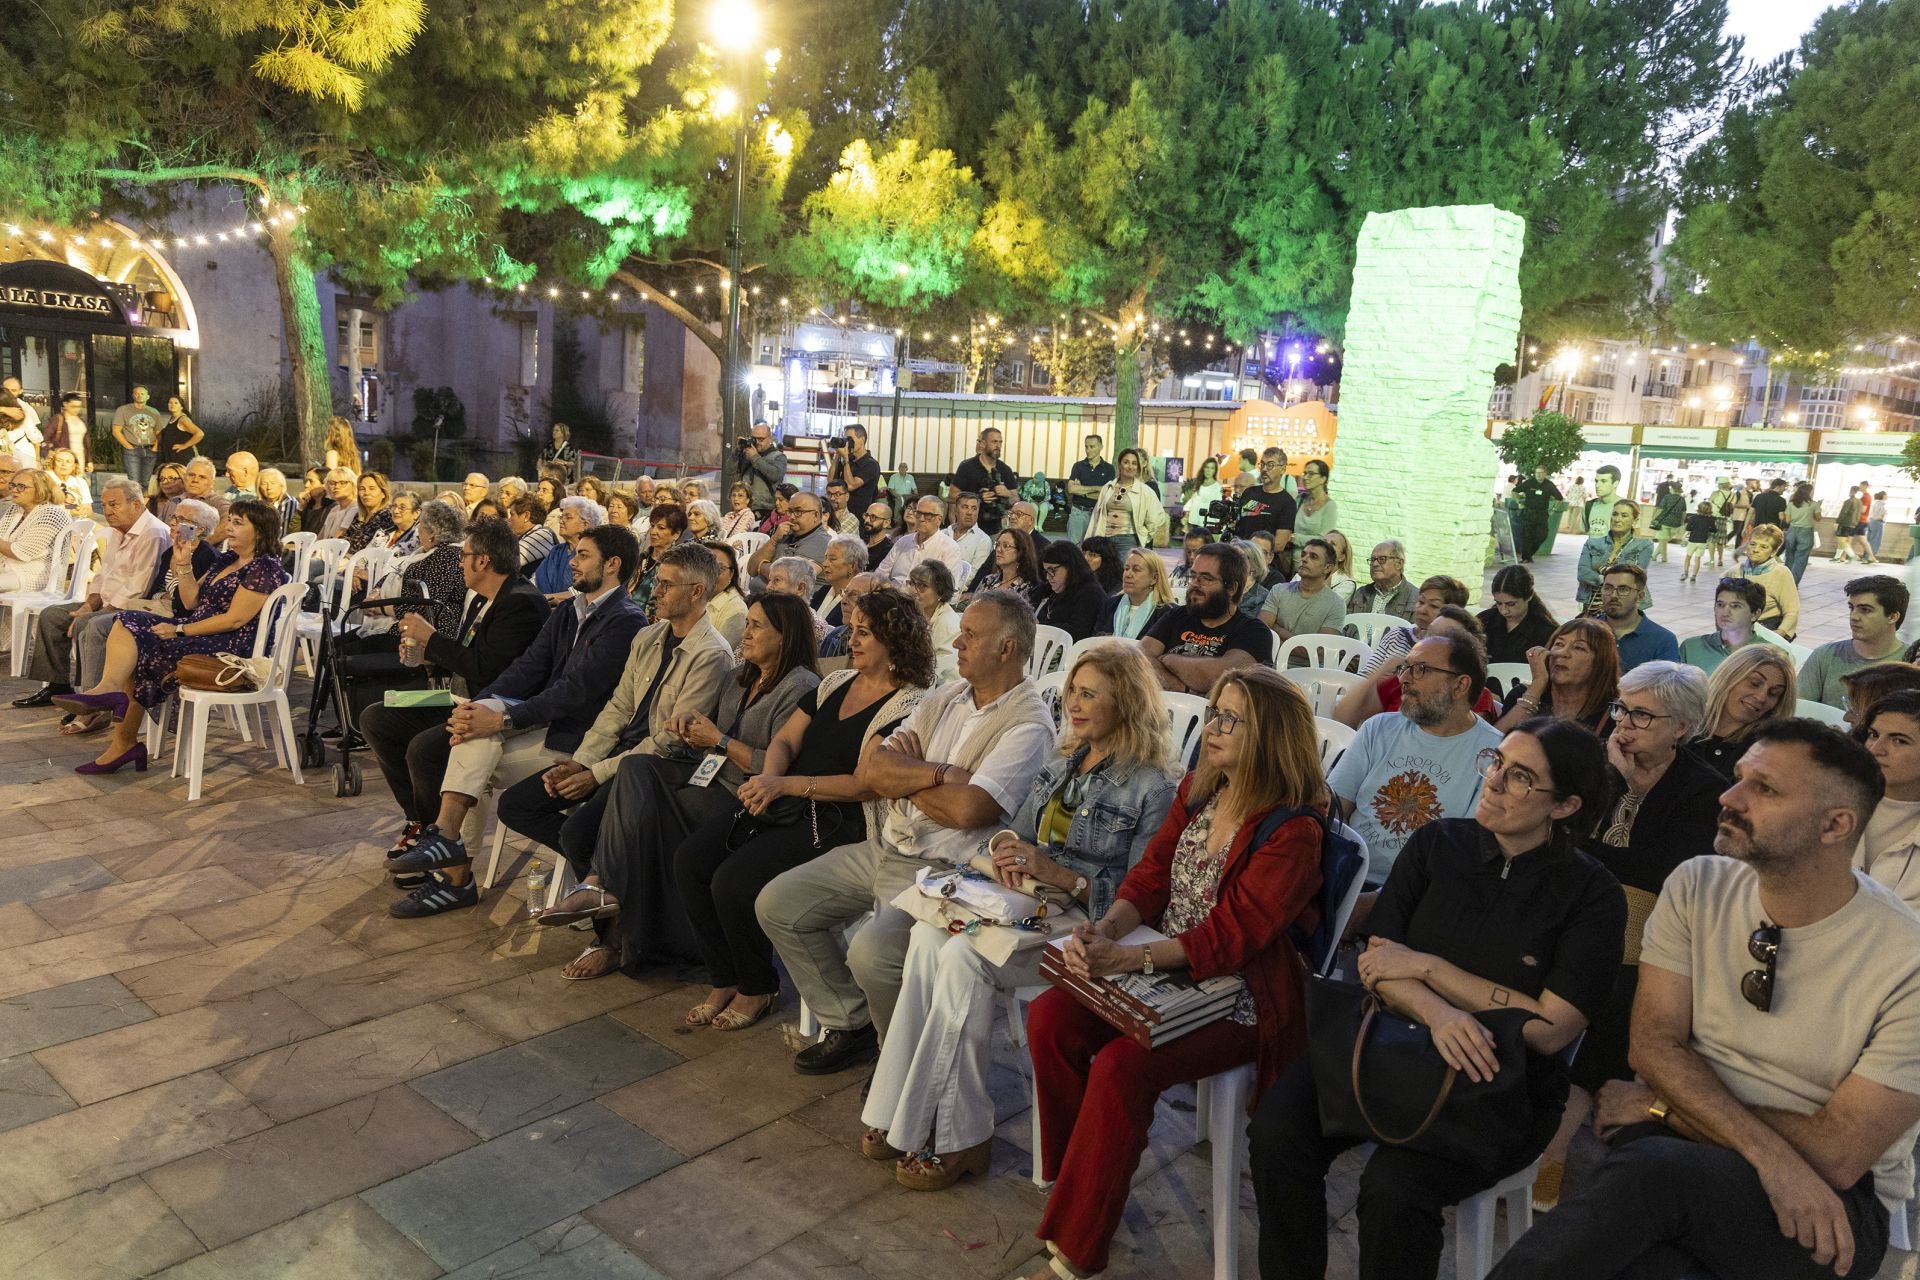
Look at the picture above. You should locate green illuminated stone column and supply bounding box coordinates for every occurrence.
[1334,205,1524,593]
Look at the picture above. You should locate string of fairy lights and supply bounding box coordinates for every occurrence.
[0,208,305,256]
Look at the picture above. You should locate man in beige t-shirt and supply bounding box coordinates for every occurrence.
[1490,720,1920,1280]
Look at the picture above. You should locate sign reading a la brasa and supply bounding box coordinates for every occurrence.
[0,285,115,316]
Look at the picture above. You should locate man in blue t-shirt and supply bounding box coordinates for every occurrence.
[1598,563,1679,673]
[1329,634,1503,902]
[1066,433,1115,544]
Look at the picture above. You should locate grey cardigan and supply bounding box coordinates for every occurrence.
[714,665,821,791]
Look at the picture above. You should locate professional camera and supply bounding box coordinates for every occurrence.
[1194,498,1239,535]
[829,436,851,451]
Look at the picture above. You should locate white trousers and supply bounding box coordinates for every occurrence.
[860,920,1042,1154]
[443,727,553,848]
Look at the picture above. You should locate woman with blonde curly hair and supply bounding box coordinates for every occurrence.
[862,639,1181,1191]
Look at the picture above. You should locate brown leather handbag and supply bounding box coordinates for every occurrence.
[170,653,259,692]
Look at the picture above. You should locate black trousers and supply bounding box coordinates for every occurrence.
[361,702,454,825]
[1249,1056,1532,1280]
[672,804,853,997]
[494,767,616,877]
[1486,1124,1887,1280]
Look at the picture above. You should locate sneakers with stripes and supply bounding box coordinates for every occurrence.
[389,870,479,918]
[386,826,471,875]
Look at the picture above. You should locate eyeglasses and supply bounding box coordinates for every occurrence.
[1475,748,1561,800]
[1598,583,1640,596]
[1607,700,1675,730]
[1742,922,1780,1012]
[1203,708,1244,736]
[1402,662,1463,683]
[1369,554,1403,565]
[1186,571,1221,586]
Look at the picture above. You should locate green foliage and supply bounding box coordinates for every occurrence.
[542,321,616,454]
[1497,412,1588,476]
[1670,0,1920,352]
[1900,432,1920,486]
[410,386,467,440]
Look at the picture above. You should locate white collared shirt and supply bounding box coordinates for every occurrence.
[93,509,174,610]
[945,524,993,575]
[878,681,1054,866]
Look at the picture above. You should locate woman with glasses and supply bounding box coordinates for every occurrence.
[1250,719,1624,1280]
[1023,668,1326,1280]
[147,461,190,522]
[1688,645,1796,780]
[865,642,1179,1192]
[1477,563,1559,667]
[1293,459,1338,540]
[1494,617,1620,734]
[965,526,1040,601]
[0,469,72,591]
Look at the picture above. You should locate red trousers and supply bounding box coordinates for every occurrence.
[1029,987,1260,1274]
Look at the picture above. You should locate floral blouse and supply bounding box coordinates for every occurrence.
[1160,792,1257,1025]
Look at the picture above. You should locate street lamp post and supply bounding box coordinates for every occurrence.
[710,0,761,503]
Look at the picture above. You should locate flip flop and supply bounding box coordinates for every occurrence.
[560,944,618,981]
[537,884,620,926]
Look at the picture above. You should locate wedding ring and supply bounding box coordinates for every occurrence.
[1015,855,1027,866]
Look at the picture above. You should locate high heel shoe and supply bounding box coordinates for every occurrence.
[75,743,147,775]
[895,1139,993,1191]
[52,690,128,719]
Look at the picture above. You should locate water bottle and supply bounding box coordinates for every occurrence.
[398,633,422,667]
[526,859,549,912]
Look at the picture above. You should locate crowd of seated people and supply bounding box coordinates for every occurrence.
[21,452,1920,1280]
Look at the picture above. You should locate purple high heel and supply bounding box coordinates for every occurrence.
[51,690,128,719]
[75,743,147,775]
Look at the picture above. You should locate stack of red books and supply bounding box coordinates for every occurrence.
[1039,926,1245,1048]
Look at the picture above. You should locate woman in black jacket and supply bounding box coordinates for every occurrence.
[1036,540,1110,640]
[1476,563,1559,667]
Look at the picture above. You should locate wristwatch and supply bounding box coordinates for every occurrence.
[1647,1098,1671,1125]
[1140,945,1155,976]
[716,734,731,754]
[1070,874,1089,902]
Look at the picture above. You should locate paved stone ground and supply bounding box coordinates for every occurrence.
[0,530,1908,1280]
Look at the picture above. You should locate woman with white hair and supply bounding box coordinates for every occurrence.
[257,468,297,534]
[1533,659,1725,1204]
[0,468,72,591]
[535,495,606,598]
[686,498,722,540]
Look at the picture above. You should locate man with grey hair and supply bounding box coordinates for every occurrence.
[222,451,259,503]
[494,540,735,931]
[461,472,492,518]
[748,489,829,579]
[1008,500,1051,552]
[182,456,231,525]
[816,534,867,626]
[875,494,968,588]
[1348,538,1416,620]
[759,587,1056,1075]
[12,478,173,708]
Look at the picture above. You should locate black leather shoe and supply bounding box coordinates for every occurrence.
[793,1023,878,1076]
[12,685,67,708]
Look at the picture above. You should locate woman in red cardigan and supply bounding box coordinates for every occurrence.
[1023,666,1327,1279]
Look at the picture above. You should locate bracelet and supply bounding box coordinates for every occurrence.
[933,762,951,786]
[803,776,816,798]
[988,828,1022,856]
[1517,697,1540,712]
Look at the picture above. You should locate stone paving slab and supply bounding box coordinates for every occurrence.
[149,1195,441,1280]
[0,1178,204,1280]
[0,974,154,1058]
[362,1100,683,1270]
[440,1214,672,1280]
[409,1014,681,1138]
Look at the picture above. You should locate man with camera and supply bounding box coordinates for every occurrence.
[828,423,882,517]
[950,427,1019,535]
[736,421,788,518]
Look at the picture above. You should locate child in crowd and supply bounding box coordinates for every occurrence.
[1681,500,1716,583]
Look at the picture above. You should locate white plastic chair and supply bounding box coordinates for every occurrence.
[1314,715,1356,770]
[796,910,873,1039]
[1755,624,1814,671]
[479,801,574,910]
[282,531,317,585]
[1278,634,1372,673]
[1164,690,1208,766]
[1029,624,1073,678]
[1794,698,1848,726]
[1486,662,1533,701]
[728,531,770,564]
[1281,666,1367,717]
[1034,670,1068,725]
[1343,611,1404,648]
[5,519,96,677]
[171,582,306,801]
[294,538,349,674]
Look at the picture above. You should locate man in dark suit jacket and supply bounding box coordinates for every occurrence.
[362,518,550,865]
[385,523,647,916]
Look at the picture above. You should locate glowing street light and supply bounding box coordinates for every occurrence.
[708,0,761,51]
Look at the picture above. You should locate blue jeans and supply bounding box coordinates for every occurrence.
[1782,525,1814,582]
[122,445,155,491]
[1869,518,1886,554]
[1066,505,1094,544]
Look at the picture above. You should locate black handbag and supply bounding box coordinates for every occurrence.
[1305,975,1539,1172]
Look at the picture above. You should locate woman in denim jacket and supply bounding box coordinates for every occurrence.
[859,640,1180,1191]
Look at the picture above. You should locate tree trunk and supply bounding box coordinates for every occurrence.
[1112,334,1144,454]
[265,221,332,463]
